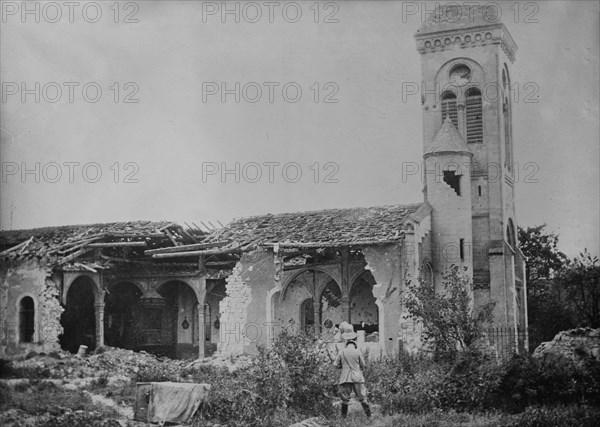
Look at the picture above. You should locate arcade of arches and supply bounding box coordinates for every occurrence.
[273,269,379,342]
[59,275,227,359]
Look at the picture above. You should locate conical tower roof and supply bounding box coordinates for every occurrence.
[424,117,472,157]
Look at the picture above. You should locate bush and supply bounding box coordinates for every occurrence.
[365,349,444,415]
[493,353,600,411]
[504,404,600,427]
[191,329,337,426]
[367,348,600,416]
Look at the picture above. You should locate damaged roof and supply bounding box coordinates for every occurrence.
[204,203,426,248]
[0,221,206,263]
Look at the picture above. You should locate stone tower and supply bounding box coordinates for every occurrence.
[423,117,473,280]
[415,5,527,331]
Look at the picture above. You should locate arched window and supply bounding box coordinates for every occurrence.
[506,219,516,249]
[504,97,513,170]
[421,262,434,285]
[465,87,483,143]
[441,91,458,128]
[19,296,35,343]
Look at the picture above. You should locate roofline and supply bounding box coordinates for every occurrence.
[228,203,425,223]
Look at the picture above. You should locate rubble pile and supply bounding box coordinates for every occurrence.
[5,347,187,381]
[533,327,600,369]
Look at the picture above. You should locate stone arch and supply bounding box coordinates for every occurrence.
[318,279,344,329]
[104,281,143,350]
[156,280,200,359]
[157,278,201,303]
[349,271,379,340]
[60,275,97,353]
[62,273,101,305]
[275,269,338,332]
[281,266,341,302]
[17,294,37,343]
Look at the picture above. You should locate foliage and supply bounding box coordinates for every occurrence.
[191,328,336,426]
[365,349,443,415]
[518,224,567,291]
[502,404,600,427]
[0,360,53,379]
[560,250,600,327]
[365,346,600,418]
[518,224,574,342]
[403,265,495,359]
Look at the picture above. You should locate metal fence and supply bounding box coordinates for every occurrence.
[484,327,544,360]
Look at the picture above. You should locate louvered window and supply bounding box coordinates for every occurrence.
[441,91,458,128]
[466,88,483,143]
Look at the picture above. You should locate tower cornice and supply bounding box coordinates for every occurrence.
[415,23,518,63]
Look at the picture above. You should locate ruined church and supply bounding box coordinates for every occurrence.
[0,6,527,360]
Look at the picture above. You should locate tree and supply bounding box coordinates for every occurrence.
[561,250,600,328]
[403,265,495,359]
[518,224,567,294]
[517,225,574,344]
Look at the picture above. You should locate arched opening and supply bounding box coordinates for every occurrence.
[104,282,142,350]
[507,219,516,249]
[349,272,379,342]
[421,262,434,285]
[205,279,226,356]
[19,296,35,343]
[156,281,199,359]
[465,87,483,143]
[60,276,96,353]
[441,91,458,128]
[319,279,344,330]
[503,97,513,170]
[276,269,339,335]
[300,298,315,333]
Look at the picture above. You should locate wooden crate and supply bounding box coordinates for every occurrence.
[133,382,153,422]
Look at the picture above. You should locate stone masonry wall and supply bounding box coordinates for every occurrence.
[218,249,276,357]
[0,259,63,359]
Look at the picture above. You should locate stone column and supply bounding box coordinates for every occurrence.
[313,303,321,334]
[341,296,351,323]
[94,302,105,349]
[340,246,351,323]
[197,303,205,358]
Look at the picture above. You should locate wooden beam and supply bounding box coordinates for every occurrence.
[58,247,95,264]
[163,228,180,246]
[144,240,230,256]
[87,242,147,248]
[260,238,403,249]
[151,246,241,259]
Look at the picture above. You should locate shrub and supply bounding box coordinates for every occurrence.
[504,404,600,427]
[493,353,600,411]
[403,265,495,360]
[192,329,336,426]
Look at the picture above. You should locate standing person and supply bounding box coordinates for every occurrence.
[334,325,372,419]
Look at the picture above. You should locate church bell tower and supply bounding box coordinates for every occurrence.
[414,4,527,333]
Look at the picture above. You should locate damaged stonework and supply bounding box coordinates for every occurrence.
[362,244,406,355]
[0,259,63,358]
[218,249,278,357]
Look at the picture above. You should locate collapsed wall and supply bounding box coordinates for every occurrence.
[218,249,275,357]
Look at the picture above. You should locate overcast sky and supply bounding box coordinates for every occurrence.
[1,0,598,257]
